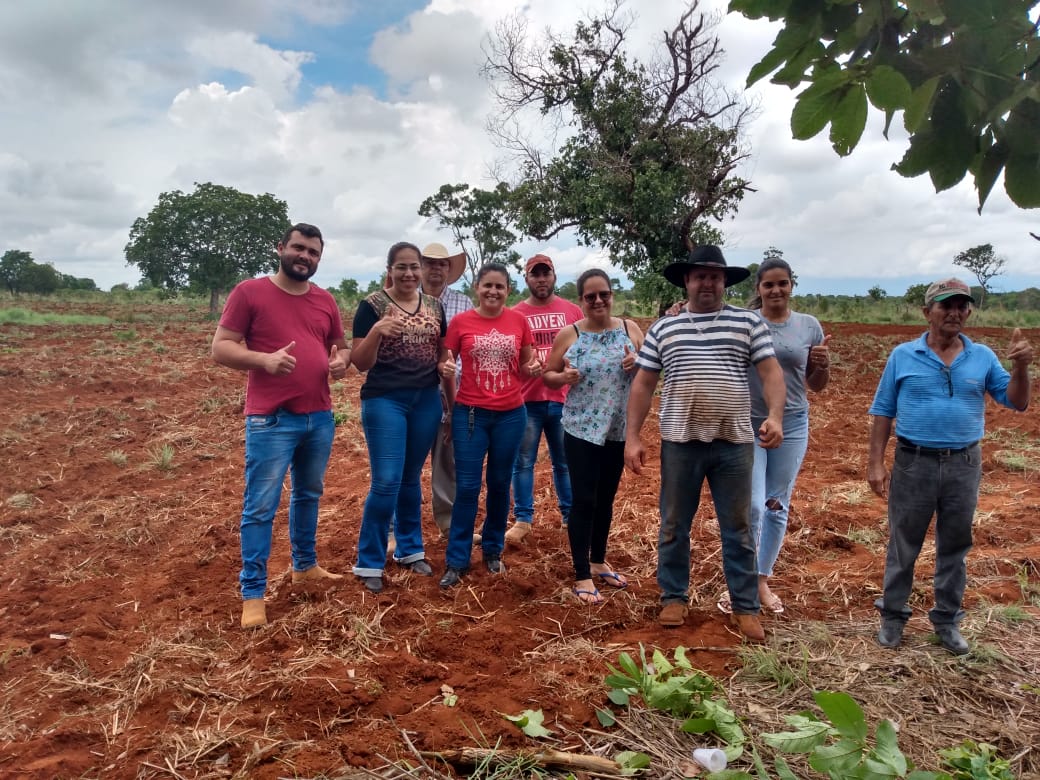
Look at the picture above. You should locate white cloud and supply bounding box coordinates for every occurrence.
[0,0,1035,297]
[185,33,314,104]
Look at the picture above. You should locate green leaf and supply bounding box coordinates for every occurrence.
[596,708,617,727]
[680,717,716,734]
[761,721,831,753]
[615,750,652,770]
[814,691,868,741]
[606,687,631,706]
[729,0,793,22]
[1004,99,1040,156]
[830,83,869,155]
[774,757,800,780]
[973,140,1008,213]
[809,737,865,773]
[904,0,945,23]
[862,756,903,779]
[904,76,940,134]
[772,39,826,88]
[872,719,907,774]
[1004,153,1040,207]
[927,122,976,192]
[747,45,792,87]
[791,82,844,139]
[943,0,995,27]
[673,646,694,671]
[503,709,554,738]
[865,66,912,111]
[893,131,938,178]
[652,648,674,675]
[617,652,641,679]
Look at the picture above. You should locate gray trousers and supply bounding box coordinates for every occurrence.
[874,442,981,627]
[430,425,455,534]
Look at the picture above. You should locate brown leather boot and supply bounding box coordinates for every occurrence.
[291,565,344,584]
[731,613,765,642]
[658,602,689,627]
[504,522,532,545]
[241,598,266,628]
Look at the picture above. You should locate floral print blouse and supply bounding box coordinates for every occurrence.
[561,323,635,446]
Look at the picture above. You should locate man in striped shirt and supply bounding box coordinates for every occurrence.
[625,246,786,641]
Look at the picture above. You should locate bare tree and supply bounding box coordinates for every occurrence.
[481,0,754,302]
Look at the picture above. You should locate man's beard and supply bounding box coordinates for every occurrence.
[280,253,316,281]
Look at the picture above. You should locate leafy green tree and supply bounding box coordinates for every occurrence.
[417,183,522,287]
[124,182,290,315]
[337,278,359,298]
[868,284,887,301]
[558,281,578,302]
[0,250,35,294]
[953,243,1006,307]
[904,282,928,307]
[729,0,1040,212]
[58,273,98,291]
[728,262,760,303]
[484,3,752,307]
[15,262,60,294]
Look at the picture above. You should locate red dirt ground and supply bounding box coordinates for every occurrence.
[1,307,1037,778]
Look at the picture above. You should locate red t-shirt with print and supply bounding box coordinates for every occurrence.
[444,308,533,411]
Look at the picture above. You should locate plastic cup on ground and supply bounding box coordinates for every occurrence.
[692,748,727,772]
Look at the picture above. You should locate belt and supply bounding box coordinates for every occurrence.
[897,437,976,457]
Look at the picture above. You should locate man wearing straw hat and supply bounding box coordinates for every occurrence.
[419,242,472,534]
[625,245,786,641]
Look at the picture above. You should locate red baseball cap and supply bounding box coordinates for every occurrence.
[525,254,554,273]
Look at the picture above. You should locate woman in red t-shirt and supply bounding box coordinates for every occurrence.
[438,263,539,588]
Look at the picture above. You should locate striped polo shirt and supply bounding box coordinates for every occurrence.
[635,305,775,444]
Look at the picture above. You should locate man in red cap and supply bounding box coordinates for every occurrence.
[506,254,583,543]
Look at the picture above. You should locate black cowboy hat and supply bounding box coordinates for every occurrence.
[662,245,751,288]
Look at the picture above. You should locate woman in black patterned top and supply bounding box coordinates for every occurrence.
[350,242,455,593]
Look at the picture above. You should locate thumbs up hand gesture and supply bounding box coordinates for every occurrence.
[1007,328,1033,366]
[809,334,832,371]
[439,349,456,379]
[264,341,297,376]
[328,344,348,379]
[560,357,580,386]
[524,355,543,378]
[376,304,405,338]
[621,343,637,373]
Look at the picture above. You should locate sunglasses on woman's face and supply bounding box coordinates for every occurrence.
[582,290,612,303]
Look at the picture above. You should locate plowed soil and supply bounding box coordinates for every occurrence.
[1,304,1038,778]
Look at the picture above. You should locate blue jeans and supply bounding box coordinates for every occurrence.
[511,401,572,524]
[239,409,335,600]
[353,386,442,577]
[875,442,981,627]
[750,411,809,577]
[658,439,759,613]
[446,404,527,570]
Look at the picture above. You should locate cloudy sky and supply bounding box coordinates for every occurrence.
[2,0,1037,297]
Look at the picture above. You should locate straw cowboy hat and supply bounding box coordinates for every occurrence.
[421,243,467,286]
[662,245,751,288]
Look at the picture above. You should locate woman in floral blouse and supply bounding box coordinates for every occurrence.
[542,269,644,604]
